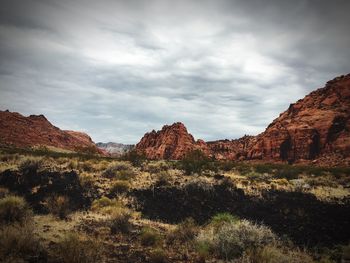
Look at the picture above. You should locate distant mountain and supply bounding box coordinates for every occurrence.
[136,74,350,165]
[96,142,134,156]
[0,110,103,154]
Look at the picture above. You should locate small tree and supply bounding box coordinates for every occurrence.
[180,150,210,175]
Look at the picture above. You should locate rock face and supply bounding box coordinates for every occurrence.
[0,110,103,154]
[136,122,208,159]
[247,74,350,163]
[136,74,350,164]
[96,142,134,156]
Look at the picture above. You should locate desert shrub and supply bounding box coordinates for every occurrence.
[91,197,123,214]
[254,163,276,174]
[109,208,132,234]
[46,195,70,219]
[0,187,9,198]
[245,171,266,182]
[197,220,277,260]
[209,212,239,229]
[0,223,46,262]
[0,196,32,224]
[79,172,95,188]
[167,218,199,244]
[140,227,162,246]
[102,162,136,180]
[110,180,130,195]
[54,233,102,263]
[275,166,301,180]
[245,245,315,263]
[219,161,236,172]
[149,248,168,263]
[121,150,146,166]
[18,157,43,174]
[235,163,252,175]
[328,167,350,178]
[67,159,79,170]
[180,150,212,175]
[216,220,277,260]
[273,178,289,186]
[144,161,170,173]
[155,171,171,186]
[79,160,94,172]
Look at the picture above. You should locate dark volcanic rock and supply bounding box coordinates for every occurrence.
[0,169,97,212]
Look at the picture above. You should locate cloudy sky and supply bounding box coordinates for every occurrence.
[0,0,349,144]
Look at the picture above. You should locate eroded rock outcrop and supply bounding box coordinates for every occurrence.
[0,110,103,154]
[136,122,208,159]
[136,74,350,164]
[248,74,350,164]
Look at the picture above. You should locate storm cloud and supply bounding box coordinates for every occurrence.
[0,0,349,143]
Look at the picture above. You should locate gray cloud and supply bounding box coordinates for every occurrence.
[0,0,349,144]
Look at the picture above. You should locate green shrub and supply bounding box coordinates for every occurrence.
[46,195,70,219]
[0,223,46,262]
[102,162,136,180]
[18,157,43,174]
[180,150,211,175]
[149,248,168,263]
[144,161,170,173]
[247,245,315,263]
[0,196,32,224]
[209,212,239,229]
[91,197,124,214]
[215,220,277,260]
[140,227,162,246]
[197,220,277,260]
[275,167,300,180]
[121,150,146,167]
[235,163,252,175]
[110,180,130,195]
[167,218,199,244]
[55,233,102,263]
[109,208,132,234]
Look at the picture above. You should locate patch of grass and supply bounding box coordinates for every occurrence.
[18,157,43,174]
[140,227,162,246]
[0,196,33,224]
[0,223,46,262]
[248,245,315,263]
[209,212,239,230]
[91,197,123,214]
[45,195,70,219]
[109,208,132,234]
[167,218,199,244]
[102,161,136,180]
[155,171,171,186]
[110,180,131,196]
[54,233,102,263]
[149,248,168,263]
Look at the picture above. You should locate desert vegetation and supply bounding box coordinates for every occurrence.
[0,147,349,262]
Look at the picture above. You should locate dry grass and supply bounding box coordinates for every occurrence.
[0,195,33,224]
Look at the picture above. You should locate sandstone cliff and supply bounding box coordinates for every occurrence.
[136,74,350,164]
[0,110,103,154]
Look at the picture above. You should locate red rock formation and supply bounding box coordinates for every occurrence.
[0,110,103,154]
[136,122,208,159]
[207,135,257,160]
[248,74,350,164]
[136,74,350,164]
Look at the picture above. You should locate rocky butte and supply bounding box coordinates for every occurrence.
[0,110,103,154]
[136,74,350,165]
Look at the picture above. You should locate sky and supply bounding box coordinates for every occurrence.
[0,0,349,144]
